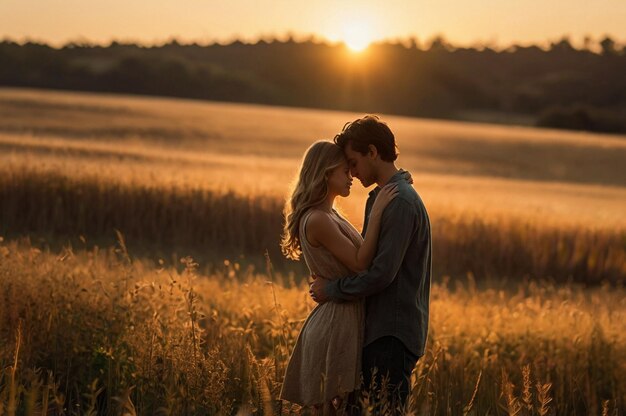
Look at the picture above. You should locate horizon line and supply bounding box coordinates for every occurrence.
[2,31,624,52]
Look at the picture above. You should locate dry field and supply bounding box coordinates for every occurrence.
[1,87,625,281]
[0,87,625,414]
[1,87,625,229]
[0,240,624,415]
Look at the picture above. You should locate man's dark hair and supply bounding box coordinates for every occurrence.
[333,115,398,162]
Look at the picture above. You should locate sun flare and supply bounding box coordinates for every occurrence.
[341,21,373,52]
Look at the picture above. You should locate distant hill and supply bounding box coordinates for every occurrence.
[1,38,625,133]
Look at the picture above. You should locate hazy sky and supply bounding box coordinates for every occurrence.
[2,0,625,47]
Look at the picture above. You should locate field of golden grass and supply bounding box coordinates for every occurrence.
[2,87,625,229]
[0,240,624,415]
[1,88,625,281]
[1,88,625,414]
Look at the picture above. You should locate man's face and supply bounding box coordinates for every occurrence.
[344,141,376,188]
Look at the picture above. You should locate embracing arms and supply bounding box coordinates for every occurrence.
[307,183,398,273]
[311,196,416,303]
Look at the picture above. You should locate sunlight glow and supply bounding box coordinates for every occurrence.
[341,21,373,52]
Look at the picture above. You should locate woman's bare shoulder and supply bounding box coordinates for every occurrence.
[306,209,334,229]
[305,210,336,246]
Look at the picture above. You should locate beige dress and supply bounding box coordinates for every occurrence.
[280,209,365,406]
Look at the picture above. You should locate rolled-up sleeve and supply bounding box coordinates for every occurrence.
[325,198,416,301]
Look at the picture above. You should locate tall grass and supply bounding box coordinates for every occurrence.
[0,240,624,414]
[0,168,285,270]
[1,168,624,284]
[2,87,625,415]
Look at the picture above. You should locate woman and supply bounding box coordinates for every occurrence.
[279,141,398,413]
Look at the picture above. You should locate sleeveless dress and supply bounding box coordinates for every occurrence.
[280,209,365,406]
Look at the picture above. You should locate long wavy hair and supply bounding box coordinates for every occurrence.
[281,141,346,260]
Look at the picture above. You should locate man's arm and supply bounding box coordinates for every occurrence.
[324,198,416,301]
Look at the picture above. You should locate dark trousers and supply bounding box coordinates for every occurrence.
[346,336,419,414]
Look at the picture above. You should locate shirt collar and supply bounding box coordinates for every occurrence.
[368,170,404,198]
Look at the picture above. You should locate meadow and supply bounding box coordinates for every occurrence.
[1,239,624,415]
[0,87,625,414]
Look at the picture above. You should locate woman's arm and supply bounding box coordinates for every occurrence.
[307,183,398,272]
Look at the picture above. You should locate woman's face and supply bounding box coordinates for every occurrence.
[327,160,353,198]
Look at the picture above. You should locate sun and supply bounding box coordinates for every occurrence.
[341,21,373,52]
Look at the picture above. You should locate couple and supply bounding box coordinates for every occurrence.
[279,115,432,414]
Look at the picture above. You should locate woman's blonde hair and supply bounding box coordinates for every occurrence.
[281,141,346,260]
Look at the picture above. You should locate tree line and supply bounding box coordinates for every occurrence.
[1,36,625,133]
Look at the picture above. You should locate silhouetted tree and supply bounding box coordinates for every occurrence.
[600,36,617,56]
[550,37,574,52]
[428,35,452,52]
[1,36,625,132]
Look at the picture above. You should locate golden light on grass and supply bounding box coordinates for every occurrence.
[2,88,624,232]
[0,239,624,413]
[0,87,625,413]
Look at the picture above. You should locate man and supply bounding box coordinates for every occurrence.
[309,115,431,412]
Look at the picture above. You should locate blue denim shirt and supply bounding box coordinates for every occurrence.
[325,170,432,357]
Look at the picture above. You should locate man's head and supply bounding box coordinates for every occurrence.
[333,115,398,187]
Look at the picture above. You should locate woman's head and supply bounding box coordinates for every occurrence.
[281,141,349,260]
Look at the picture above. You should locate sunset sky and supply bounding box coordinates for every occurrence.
[2,0,625,48]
